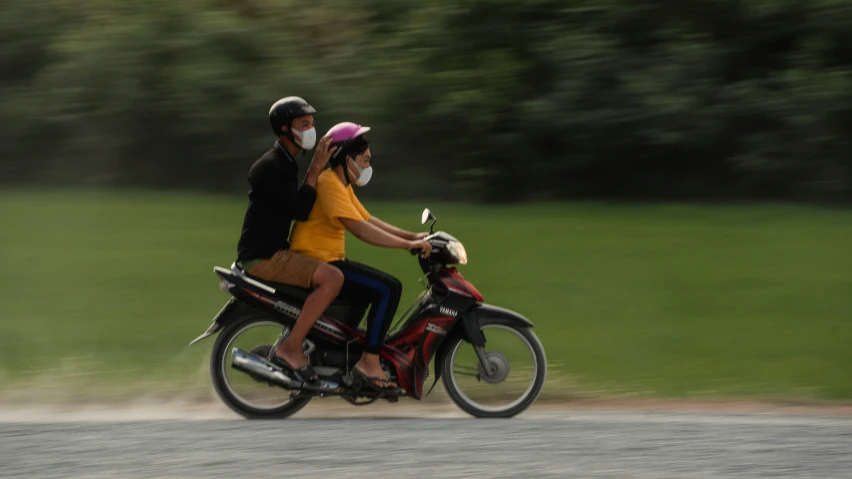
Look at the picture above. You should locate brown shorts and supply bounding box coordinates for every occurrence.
[245,250,321,288]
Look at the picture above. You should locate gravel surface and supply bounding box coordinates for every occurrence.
[2,407,851,478]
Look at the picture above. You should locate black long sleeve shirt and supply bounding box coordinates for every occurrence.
[237,143,317,261]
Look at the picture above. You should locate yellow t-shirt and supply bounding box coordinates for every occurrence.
[290,169,371,263]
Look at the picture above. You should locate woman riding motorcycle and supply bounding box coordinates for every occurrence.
[289,122,432,389]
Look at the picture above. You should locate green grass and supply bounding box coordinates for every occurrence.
[1,190,851,402]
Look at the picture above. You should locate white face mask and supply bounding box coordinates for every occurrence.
[292,127,317,150]
[348,158,373,187]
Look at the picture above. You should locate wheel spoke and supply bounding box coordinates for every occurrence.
[455,364,479,374]
[444,324,546,417]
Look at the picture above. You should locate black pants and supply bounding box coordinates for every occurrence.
[331,260,402,354]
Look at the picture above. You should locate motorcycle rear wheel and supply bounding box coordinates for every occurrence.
[210,312,312,419]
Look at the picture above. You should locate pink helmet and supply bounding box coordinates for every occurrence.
[326,122,370,144]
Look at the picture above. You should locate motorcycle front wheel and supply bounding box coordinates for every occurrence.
[441,317,547,418]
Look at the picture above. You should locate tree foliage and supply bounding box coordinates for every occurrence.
[1,0,851,202]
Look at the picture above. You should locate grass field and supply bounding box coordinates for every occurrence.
[1,190,851,402]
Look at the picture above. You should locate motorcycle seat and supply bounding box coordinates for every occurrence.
[229,263,359,324]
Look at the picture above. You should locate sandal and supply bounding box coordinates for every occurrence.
[352,366,398,391]
[273,356,320,385]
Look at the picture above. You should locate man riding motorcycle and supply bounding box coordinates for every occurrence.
[289,122,432,389]
[235,96,342,385]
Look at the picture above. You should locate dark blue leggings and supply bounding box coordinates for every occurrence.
[331,260,402,354]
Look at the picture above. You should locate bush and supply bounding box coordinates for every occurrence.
[1,0,850,202]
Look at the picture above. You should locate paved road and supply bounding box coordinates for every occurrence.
[2,409,851,478]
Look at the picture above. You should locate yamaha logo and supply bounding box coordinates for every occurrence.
[439,306,458,317]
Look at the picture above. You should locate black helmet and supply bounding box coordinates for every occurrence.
[268,96,317,137]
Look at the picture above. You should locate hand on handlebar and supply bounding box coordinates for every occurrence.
[408,238,433,258]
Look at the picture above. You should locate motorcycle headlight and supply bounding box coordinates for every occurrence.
[446,239,468,265]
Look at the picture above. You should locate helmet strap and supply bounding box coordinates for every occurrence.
[277,130,305,159]
[281,120,302,151]
[342,157,355,186]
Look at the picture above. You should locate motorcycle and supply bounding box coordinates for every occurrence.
[189,208,547,418]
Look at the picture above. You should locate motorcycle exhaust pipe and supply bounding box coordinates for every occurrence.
[230,348,341,394]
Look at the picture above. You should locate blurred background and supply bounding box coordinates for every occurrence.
[0,0,850,406]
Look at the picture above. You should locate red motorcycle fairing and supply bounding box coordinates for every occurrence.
[437,267,484,302]
[384,314,460,399]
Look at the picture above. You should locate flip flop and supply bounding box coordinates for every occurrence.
[272,356,320,385]
[351,367,398,391]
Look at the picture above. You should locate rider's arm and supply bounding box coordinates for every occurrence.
[286,165,324,221]
[341,218,412,250]
[279,137,336,221]
[302,163,323,189]
[289,182,318,222]
[368,217,419,241]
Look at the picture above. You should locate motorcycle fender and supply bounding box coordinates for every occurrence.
[469,303,535,330]
[450,303,536,348]
[188,299,239,346]
[429,303,534,393]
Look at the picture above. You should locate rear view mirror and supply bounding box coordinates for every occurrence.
[421,208,437,233]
